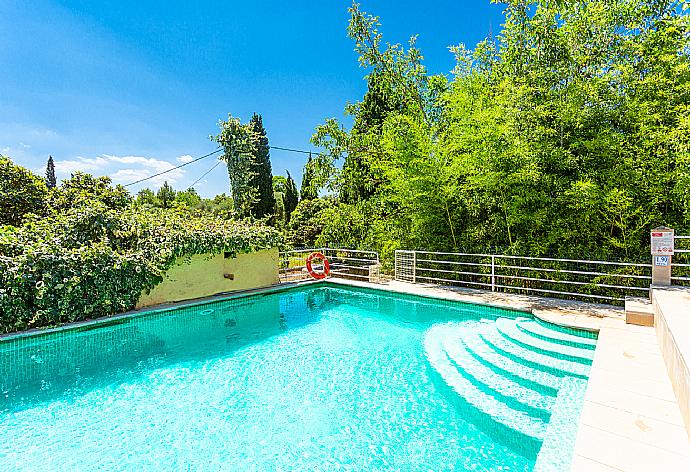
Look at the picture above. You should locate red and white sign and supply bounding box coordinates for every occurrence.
[651,230,674,255]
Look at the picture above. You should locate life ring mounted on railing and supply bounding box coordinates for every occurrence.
[306,252,330,280]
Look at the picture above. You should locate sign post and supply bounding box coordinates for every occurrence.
[651,227,674,286]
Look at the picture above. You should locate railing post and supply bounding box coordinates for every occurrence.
[491,255,496,292]
[651,227,674,287]
[412,251,417,284]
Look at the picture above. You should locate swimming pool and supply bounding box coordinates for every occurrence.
[0,283,596,471]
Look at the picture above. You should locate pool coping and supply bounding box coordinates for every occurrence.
[2,277,688,470]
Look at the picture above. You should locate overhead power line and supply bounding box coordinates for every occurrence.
[269,145,314,155]
[190,160,223,188]
[123,148,223,187]
[122,143,337,188]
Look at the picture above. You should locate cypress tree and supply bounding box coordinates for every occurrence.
[45,155,57,189]
[284,171,299,223]
[248,113,276,219]
[300,153,318,201]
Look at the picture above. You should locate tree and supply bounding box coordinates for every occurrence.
[287,197,336,247]
[248,113,276,220]
[213,114,259,217]
[175,187,202,207]
[49,172,131,212]
[300,154,318,201]
[284,171,299,223]
[0,155,48,225]
[136,188,157,206]
[45,155,57,189]
[305,1,690,262]
[273,175,288,226]
[156,181,176,209]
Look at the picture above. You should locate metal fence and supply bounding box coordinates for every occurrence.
[672,235,690,287]
[279,248,381,283]
[395,250,652,304]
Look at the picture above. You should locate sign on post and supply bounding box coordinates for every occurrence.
[651,227,673,286]
[651,229,674,256]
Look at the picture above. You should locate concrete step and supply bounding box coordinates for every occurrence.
[625,296,654,326]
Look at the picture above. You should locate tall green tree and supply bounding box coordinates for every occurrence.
[300,154,318,201]
[213,114,258,217]
[45,155,57,189]
[284,171,299,223]
[248,113,276,219]
[273,175,288,225]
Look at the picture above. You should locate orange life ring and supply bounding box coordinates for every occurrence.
[306,252,330,280]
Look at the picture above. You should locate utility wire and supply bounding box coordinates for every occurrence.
[190,160,223,188]
[123,142,359,188]
[123,148,222,187]
[269,145,315,155]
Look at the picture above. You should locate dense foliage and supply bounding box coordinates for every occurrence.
[286,197,337,247]
[304,1,690,263]
[0,159,282,334]
[0,156,48,226]
[213,113,276,220]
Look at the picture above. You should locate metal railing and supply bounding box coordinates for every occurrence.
[395,250,651,304]
[672,235,690,286]
[279,248,381,283]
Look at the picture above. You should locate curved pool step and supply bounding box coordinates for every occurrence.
[423,329,548,447]
[516,319,597,350]
[461,331,563,395]
[494,318,595,365]
[479,327,591,379]
[436,327,555,419]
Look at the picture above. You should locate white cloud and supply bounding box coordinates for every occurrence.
[52,154,186,187]
[53,156,110,174]
[177,154,193,163]
[19,142,31,149]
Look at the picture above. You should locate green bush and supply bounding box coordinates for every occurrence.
[49,172,131,212]
[0,206,282,334]
[0,156,48,226]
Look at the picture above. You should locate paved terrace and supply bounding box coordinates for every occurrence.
[326,279,690,472]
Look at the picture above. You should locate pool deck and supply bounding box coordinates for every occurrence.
[325,278,690,471]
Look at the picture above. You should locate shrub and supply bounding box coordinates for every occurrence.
[0,206,282,334]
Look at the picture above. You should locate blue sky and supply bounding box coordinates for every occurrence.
[0,0,504,197]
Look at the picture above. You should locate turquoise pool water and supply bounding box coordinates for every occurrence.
[0,284,596,471]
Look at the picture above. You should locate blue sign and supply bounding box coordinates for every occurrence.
[655,255,670,267]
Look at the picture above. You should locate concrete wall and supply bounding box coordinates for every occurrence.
[652,287,690,440]
[136,248,280,309]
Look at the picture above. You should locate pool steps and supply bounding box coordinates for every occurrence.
[423,316,595,458]
[441,331,555,418]
[515,319,596,350]
[495,318,595,365]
